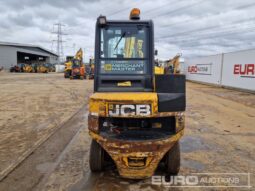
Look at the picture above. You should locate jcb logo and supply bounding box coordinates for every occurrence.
[108,104,151,116]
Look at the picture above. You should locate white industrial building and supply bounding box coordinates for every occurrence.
[0,41,58,70]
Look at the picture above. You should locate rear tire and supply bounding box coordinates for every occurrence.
[89,140,104,172]
[165,141,180,175]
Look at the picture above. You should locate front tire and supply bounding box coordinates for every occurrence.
[165,141,180,175]
[89,140,104,172]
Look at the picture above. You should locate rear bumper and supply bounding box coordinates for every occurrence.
[89,130,184,179]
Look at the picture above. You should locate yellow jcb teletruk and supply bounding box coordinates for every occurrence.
[88,8,186,179]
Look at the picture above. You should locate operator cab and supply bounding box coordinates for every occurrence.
[72,59,81,68]
[94,10,154,92]
[88,9,186,178]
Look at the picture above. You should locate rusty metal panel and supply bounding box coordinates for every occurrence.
[88,114,99,133]
[89,130,184,179]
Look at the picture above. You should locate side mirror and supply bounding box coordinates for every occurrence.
[154,50,158,56]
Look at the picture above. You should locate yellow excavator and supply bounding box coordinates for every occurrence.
[154,54,181,75]
[87,9,186,179]
[164,54,181,74]
[70,48,85,79]
[64,48,84,78]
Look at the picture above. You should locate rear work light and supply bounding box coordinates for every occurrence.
[98,15,107,26]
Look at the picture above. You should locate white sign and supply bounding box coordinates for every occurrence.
[221,49,255,91]
[185,50,255,91]
[185,54,223,85]
[188,63,212,75]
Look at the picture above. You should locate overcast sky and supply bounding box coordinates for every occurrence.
[0,0,255,62]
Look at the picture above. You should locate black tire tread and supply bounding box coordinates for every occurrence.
[165,141,180,175]
[89,140,104,172]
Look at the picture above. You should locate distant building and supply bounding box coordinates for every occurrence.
[0,41,58,70]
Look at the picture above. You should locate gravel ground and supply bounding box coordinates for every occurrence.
[0,72,254,191]
[0,72,93,180]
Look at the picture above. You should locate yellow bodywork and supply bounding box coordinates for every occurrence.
[154,66,164,74]
[65,61,72,70]
[88,92,185,179]
[89,92,158,117]
[23,64,33,73]
[117,81,132,87]
[37,65,48,73]
[166,54,181,74]
[74,48,83,61]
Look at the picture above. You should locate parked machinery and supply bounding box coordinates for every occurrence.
[37,64,49,73]
[64,61,72,78]
[10,62,54,73]
[47,63,56,72]
[44,63,54,72]
[164,54,181,74]
[154,54,181,75]
[85,58,95,79]
[23,64,33,73]
[10,63,24,72]
[70,58,85,79]
[64,49,84,79]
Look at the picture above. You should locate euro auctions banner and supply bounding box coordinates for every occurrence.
[221,49,255,91]
[185,50,255,92]
[185,54,223,85]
